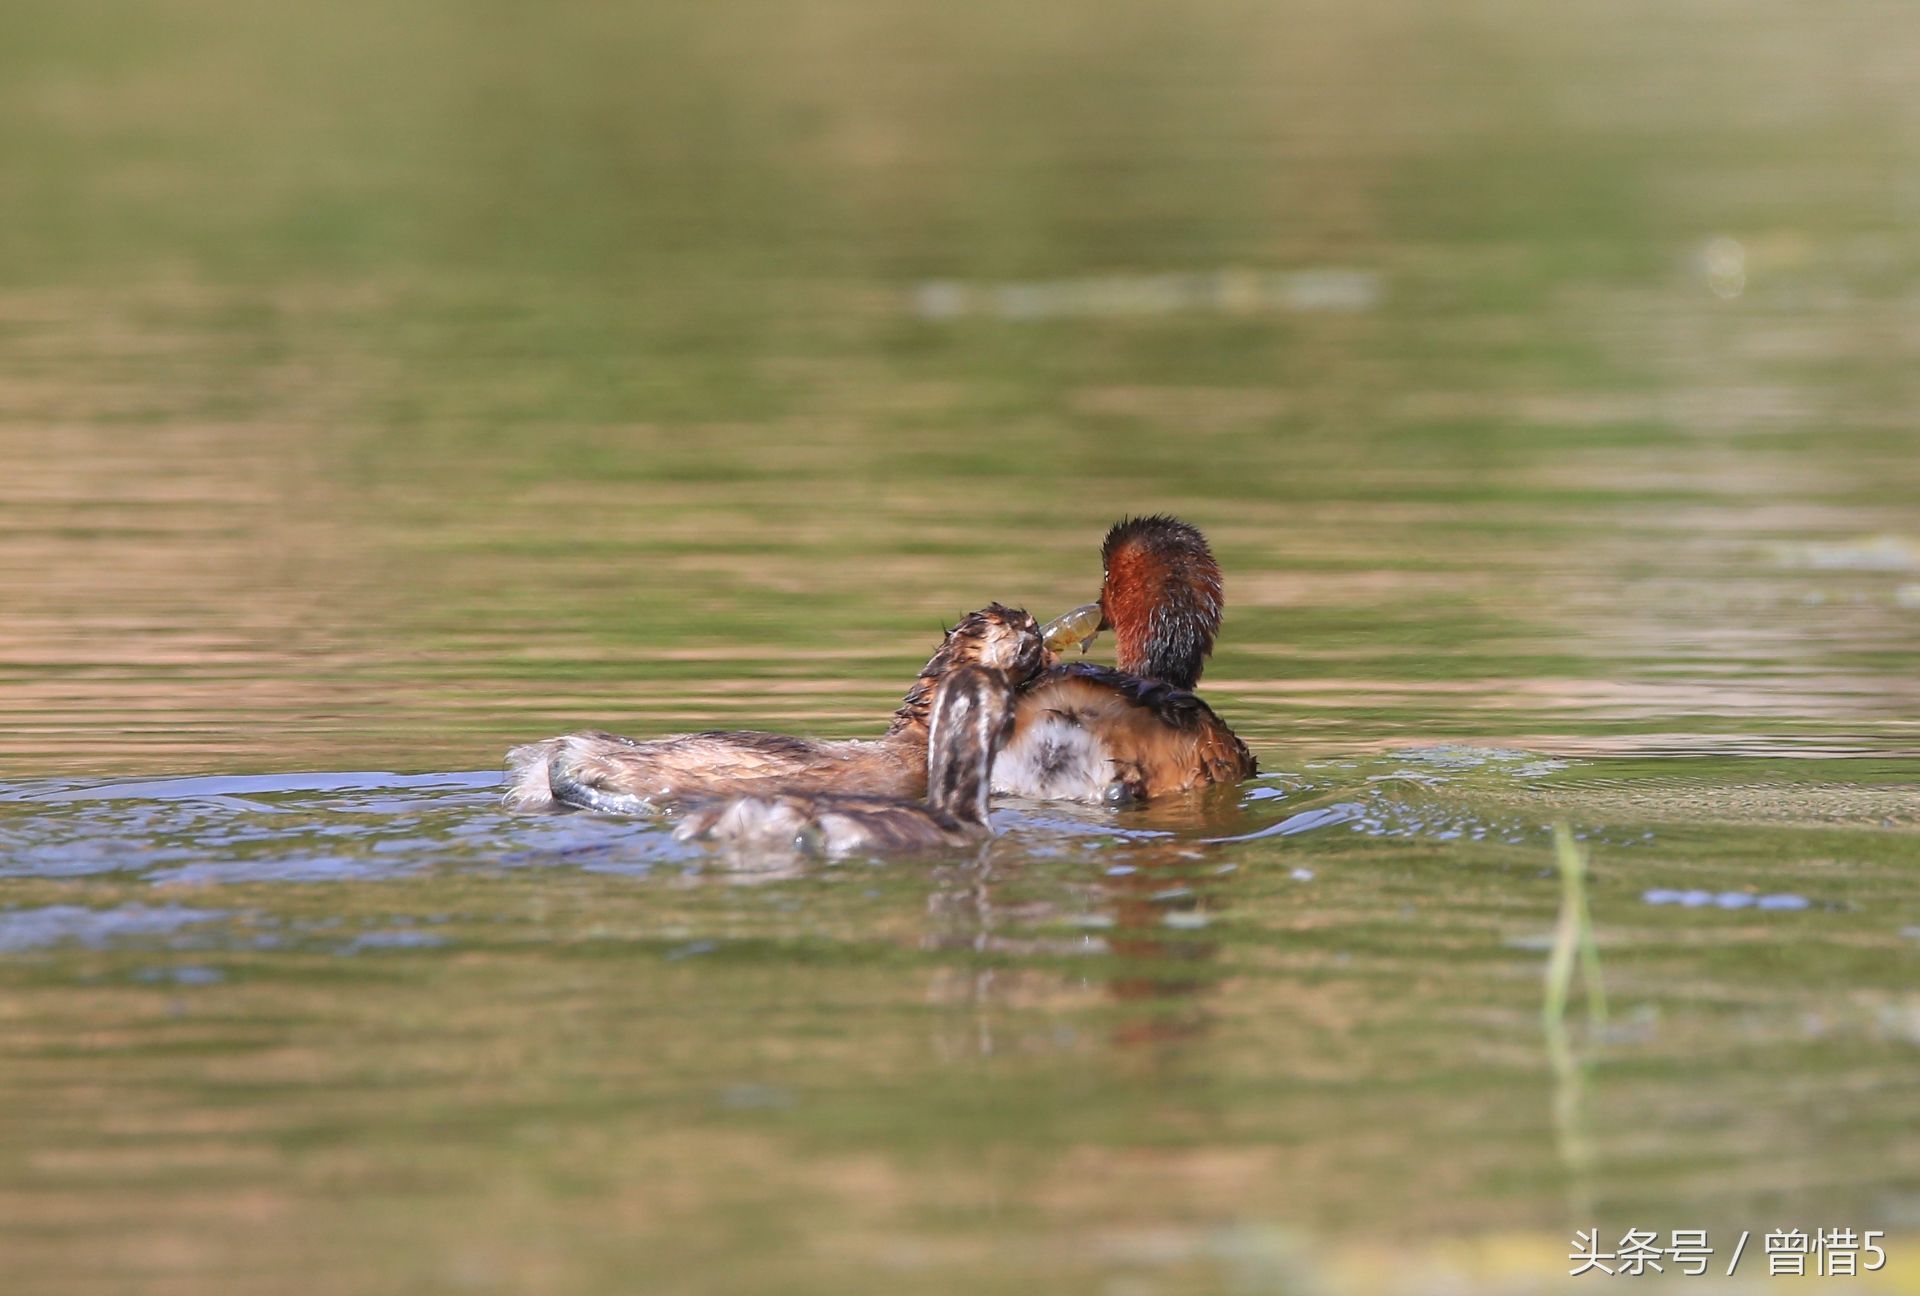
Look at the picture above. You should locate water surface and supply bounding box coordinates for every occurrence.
[2,0,1918,1292]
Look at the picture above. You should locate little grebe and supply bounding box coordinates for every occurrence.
[994,515,1257,803]
[503,604,1046,814]
[673,663,1017,855]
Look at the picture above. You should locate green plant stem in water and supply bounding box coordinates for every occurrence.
[1545,823,1608,1220]
[1545,823,1608,1032]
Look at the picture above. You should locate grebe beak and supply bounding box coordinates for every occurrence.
[1040,603,1103,655]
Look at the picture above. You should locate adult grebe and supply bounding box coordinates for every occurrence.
[673,663,1017,855]
[994,515,1257,803]
[502,604,1046,814]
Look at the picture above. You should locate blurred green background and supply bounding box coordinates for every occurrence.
[4,0,1916,773]
[2,2,1918,1293]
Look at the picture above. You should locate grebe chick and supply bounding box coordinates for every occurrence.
[674,664,1016,855]
[994,515,1256,803]
[503,604,1046,814]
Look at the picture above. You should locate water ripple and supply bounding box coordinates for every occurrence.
[0,904,232,952]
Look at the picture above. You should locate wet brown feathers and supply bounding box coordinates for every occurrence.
[994,517,1254,803]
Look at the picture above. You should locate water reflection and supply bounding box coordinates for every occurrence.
[922,828,1241,1057]
[1099,843,1228,1050]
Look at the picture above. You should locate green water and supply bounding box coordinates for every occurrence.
[3,1,1919,1292]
